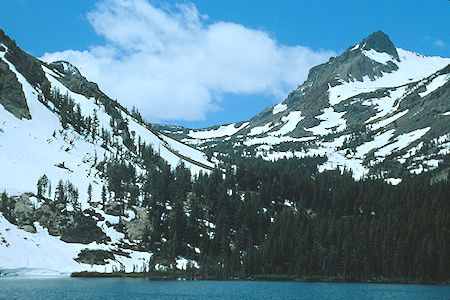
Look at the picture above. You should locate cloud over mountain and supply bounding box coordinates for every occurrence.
[42,0,335,122]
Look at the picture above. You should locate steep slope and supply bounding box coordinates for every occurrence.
[0,29,212,275]
[0,29,214,194]
[176,31,450,181]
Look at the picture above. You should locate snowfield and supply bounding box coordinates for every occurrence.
[362,49,397,65]
[0,47,210,276]
[418,73,449,98]
[328,48,450,106]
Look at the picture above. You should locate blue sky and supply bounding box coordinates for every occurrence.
[1,0,449,128]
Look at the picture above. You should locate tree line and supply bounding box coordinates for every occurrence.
[95,153,450,283]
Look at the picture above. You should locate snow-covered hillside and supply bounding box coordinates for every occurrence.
[0,42,213,203]
[0,32,212,276]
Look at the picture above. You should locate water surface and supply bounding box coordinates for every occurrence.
[0,278,449,300]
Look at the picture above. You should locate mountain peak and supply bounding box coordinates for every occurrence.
[359,30,399,60]
[49,60,82,77]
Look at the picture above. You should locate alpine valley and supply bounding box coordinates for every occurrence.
[0,29,449,283]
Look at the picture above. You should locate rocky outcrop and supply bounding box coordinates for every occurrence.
[75,249,115,265]
[0,30,47,90]
[37,204,107,244]
[49,61,82,77]
[104,201,122,216]
[6,192,107,244]
[12,193,36,232]
[360,30,399,60]
[0,59,31,120]
[125,207,152,241]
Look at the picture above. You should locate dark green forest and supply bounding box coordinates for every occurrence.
[92,149,450,283]
[3,148,448,283]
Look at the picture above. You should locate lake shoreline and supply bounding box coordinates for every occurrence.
[2,277,449,300]
[70,271,449,285]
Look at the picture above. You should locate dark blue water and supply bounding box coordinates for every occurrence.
[0,278,448,300]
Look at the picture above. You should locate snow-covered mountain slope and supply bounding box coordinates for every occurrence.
[0,30,212,275]
[0,32,213,198]
[168,31,450,181]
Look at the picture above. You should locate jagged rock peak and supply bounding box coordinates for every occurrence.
[49,60,82,77]
[359,30,399,60]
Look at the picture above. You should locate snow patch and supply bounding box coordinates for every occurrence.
[272,103,287,115]
[350,44,360,51]
[385,178,402,185]
[244,135,315,147]
[188,122,248,139]
[362,49,395,65]
[248,123,276,136]
[369,109,409,131]
[364,87,408,123]
[305,107,346,136]
[418,74,449,98]
[270,111,304,136]
[376,127,431,158]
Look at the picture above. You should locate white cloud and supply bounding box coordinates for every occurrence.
[42,0,335,122]
[434,39,445,47]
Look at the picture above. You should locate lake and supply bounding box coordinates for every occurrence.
[0,278,449,300]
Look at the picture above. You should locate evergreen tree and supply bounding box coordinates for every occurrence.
[37,174,49,198]
[101,185,107,209]
[87,183,93,204]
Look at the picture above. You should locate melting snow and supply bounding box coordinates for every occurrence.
[350,44,360,51]
[364,87,408,123]
[248,123,276,136]
[272,103,287,115]
[356,130,395,158]
[188,122,248,139]
[418,74,449,98]
[369,109,409,131]
[270,111,304,136]
[376,127,430,158]
[245,135,315,147]
[305,107,346,136]
[0,215,151,276]
[362,49,396,65]
[385,178,402,185]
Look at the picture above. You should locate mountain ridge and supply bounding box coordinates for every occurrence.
[168,30,450,182]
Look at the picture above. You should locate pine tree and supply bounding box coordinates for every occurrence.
[37,174,49,198]
[55,179,66,203]
[1,192,8,214]
[47,181,52,200]
[101,185,107,209]
[87,183,93,204]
